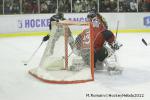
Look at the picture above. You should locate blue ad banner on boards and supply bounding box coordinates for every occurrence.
[144,16,150,27]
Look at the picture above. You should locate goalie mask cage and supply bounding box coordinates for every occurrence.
[29,21,94,84]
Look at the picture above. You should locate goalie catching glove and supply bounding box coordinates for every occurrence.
[109,41,123,50]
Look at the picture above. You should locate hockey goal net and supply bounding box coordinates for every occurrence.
[29,20,94,84]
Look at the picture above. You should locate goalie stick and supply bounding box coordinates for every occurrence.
[23,41,43,66]
[113,21,120,62]
[115,20,123,48]
[115,20,119,40]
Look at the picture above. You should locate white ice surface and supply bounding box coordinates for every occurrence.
[0,33,150,100]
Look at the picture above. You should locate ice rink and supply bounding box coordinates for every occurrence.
[0,33,150,100]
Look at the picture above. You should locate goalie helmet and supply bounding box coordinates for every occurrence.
[87,10,101,28]
[56,12,64,20]
[87,11,97,19]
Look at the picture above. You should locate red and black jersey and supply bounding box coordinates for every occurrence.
[75,20,115,52]
[91,22,115,52]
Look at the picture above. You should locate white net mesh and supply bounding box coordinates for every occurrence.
[29,21,94,83]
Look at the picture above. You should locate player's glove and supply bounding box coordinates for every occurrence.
[110,41,123,50]
[42,35,50,42]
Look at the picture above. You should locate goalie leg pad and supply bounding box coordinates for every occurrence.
[95,60,105,70]
[49,30,64,55]
[81,49,90,65]
[68,36,74,49]
[105,54,123,74]
[102,46,123,74]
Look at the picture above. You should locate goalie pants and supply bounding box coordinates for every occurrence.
[80,47,108,67]
[94,46,108,68]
